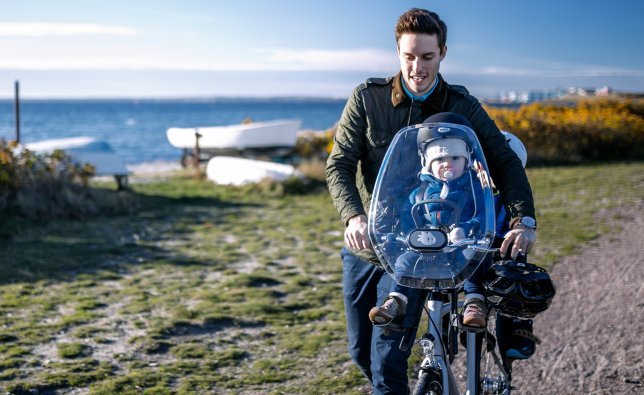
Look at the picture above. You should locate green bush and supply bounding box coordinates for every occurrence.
[0,140,135,220]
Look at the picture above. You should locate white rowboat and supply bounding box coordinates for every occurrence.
[166,119,301,151]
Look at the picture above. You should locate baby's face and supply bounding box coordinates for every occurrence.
[430,156,466,180]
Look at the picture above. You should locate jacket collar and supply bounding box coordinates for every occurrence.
[391,72,449,115]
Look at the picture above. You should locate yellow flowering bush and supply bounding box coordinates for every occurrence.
[485,97,644,164]
[314,97,642,166]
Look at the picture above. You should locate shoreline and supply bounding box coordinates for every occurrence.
[126,160,183,175]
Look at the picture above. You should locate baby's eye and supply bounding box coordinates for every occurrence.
[452,156,461,161]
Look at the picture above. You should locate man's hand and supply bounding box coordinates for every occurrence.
[500,228,537,260]
[344,214,372,251]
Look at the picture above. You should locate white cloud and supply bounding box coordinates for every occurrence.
[0,43,641,79]
[475,66,644,77]
[265,48,398,72]
[0,22,137,37]
[443,61,644,78]
[0,48,399,72]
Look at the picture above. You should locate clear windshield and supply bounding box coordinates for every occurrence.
[368,122,496,290]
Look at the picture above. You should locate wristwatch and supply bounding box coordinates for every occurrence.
[513,216,537,230]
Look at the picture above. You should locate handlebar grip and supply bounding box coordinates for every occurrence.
[492,240,528,263]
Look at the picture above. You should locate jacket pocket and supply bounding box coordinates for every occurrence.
[366,127,393,149]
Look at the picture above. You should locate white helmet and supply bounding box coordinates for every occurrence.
[502,130,527,168]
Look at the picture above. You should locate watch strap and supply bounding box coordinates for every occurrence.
[511,216,537,230]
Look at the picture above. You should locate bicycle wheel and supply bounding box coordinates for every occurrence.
[413,368,443,395]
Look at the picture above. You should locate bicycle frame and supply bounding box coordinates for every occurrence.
[412,290,512,395]
[424,294,461,394]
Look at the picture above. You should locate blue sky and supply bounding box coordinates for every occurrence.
[0,0,642,99]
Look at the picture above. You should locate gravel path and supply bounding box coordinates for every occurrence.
[511,203,644,394]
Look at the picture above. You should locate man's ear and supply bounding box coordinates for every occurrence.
[440,45,448,60]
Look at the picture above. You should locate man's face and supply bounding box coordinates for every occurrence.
[398,33,446,96]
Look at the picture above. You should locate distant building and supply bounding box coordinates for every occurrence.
[567,87,588,96]
[499,88,566,104]
[595,86,611,96]
[495,86,613,104]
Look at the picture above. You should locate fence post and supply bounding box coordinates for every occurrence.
[14,80,20,143]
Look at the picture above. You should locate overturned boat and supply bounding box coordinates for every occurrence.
[166,119,301,166]
[206,156,301,186]
[24,136,130,189]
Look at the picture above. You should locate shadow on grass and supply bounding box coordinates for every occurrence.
[160,317,264,337]
[0,190,258,285]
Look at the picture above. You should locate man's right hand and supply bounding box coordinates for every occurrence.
[344,214,372,251]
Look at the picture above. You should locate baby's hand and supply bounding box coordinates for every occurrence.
[449,227,466,243]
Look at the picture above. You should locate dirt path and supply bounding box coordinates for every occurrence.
[511,203,644,394]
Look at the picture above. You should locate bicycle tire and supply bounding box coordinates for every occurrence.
[413,368,443,395]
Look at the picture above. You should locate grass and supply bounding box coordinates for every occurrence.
[527,162,644,265]
[0,162,642,393]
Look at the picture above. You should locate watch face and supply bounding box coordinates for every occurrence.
[521,217,536,228]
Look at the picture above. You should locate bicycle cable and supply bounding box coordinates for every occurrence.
[423,302,449,363]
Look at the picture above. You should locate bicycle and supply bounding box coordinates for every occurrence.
[408,249,555,395]
[379,237,515,395]
[404,258,515,395]
[366,121,554,394]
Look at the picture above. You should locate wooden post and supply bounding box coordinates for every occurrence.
[14,80,20,143]
[194,131,202,177]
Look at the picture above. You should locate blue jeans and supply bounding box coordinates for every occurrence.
[463,256,492,295]
[341,248,425,394]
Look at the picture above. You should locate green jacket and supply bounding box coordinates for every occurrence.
[326,72,535,230]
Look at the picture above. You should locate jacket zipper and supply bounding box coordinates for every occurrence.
[406,99,414,126]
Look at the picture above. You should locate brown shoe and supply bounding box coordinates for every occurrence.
[462,298,487,328]
[369,295,407,325]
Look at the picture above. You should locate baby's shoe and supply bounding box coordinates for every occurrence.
[505,318,540,360]
[462,297,488,328]
[369,293,407,326]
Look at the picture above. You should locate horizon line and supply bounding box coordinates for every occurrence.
[1,89,642,102]
[0,94,351,101]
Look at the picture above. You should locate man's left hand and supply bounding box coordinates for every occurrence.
[500,228,537,260]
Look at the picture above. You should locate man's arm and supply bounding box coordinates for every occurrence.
[464,103,537,259]
[325,87,373,250]
[326,87,368,225]
[469,106,534,216]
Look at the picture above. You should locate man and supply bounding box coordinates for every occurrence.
[325,8,537,394]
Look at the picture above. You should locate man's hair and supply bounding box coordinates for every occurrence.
[395,8,447,50]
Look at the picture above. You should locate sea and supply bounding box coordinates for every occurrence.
[0,98,347,166]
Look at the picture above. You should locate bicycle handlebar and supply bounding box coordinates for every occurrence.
[380,233,498,253]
